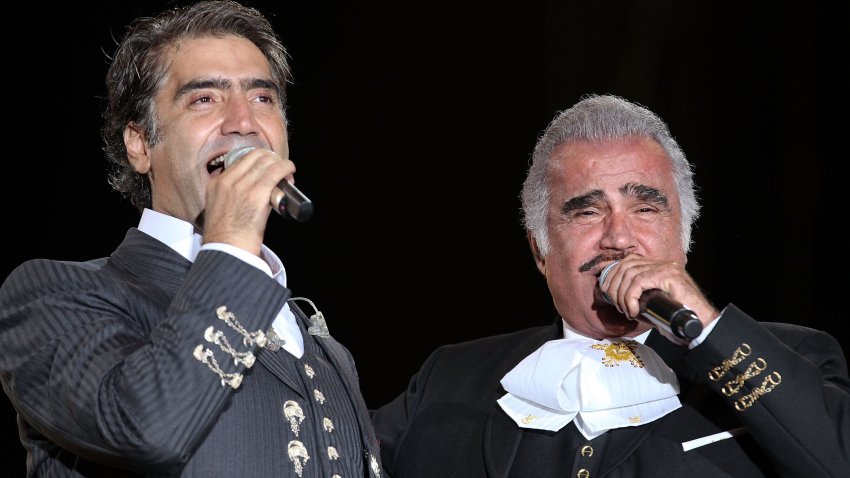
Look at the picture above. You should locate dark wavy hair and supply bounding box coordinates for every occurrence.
[101,0,291,212]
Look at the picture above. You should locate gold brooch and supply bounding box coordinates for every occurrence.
[591,340,646,368]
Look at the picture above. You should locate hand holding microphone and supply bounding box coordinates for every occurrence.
[598,260,703,340]
[223,146,314,222]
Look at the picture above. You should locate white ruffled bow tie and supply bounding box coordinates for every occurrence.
[498,338,681,440]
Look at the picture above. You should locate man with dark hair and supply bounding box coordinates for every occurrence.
[0,1,381,476]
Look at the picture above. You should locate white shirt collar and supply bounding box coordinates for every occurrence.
[137,208,287,286]
[561,319,652,344]
[138,208,201,262]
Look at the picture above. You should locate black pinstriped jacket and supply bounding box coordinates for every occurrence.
[0,228,381,477]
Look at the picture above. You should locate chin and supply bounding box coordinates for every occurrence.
[596,307,642,337]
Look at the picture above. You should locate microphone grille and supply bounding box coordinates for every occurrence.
[597,260,620,305]
[597,261,619,288]
[223,146,257,169]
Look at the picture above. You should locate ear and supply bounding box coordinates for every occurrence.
[528,232,546,275]
[124,122,151,174]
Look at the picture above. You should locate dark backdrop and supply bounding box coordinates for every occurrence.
[2,1,846,473]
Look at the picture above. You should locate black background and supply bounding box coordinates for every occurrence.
[2,1,847,473]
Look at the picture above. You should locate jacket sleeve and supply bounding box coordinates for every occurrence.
[0,250,289,473]
[685,303,850,478]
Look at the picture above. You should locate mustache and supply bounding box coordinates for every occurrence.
[578,251,631,273]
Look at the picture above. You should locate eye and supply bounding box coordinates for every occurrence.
[188,93,217,107]
[250,89,279,106]
[566,208,602,224]
[636,205,659,214]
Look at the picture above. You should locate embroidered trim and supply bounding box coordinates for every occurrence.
[722,358,766,396]
[709,343,751,381]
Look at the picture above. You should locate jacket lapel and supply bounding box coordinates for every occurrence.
[483,319,564,477]
[255,348,306,400]
[109,228,192,296]
[483,385,525,478]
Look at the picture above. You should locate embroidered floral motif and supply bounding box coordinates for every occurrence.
[590,340,645,368]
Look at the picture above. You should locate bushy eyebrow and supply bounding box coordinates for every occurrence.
[559,182,669,215]
[561,190,605,215]
[622,182,669,209]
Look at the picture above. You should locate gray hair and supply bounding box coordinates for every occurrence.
[521,94,699,255]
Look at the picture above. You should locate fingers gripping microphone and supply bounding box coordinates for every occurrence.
[598,261,703,340]
[223,146,314,222]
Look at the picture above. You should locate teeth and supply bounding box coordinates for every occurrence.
[207,155,226,173]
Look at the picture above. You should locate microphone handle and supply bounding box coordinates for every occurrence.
[276,179,313,222]
[638,289,703,340]
[223,146,314,222]
[597,261,702,340]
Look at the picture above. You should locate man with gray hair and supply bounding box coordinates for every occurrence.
[371,94,850,477]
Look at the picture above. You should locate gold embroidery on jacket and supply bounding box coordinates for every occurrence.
[722,358,767,396]
[735,372,782,411]
[709,343,752,381]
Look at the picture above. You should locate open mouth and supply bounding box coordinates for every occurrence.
[207,154,226,174]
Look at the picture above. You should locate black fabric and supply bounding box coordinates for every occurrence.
[372,307,850,477]
[0,229,382,477]
[508,423,608,478]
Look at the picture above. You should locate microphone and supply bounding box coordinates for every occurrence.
[222,146,314,222]
[597,261,703,340]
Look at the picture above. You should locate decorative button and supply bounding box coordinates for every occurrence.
[283,400,305,436]
[581,445,593,457]
[287,440,310,477]
[328,446,340,460]
[314,389,326,404]
[323,417,334,433]
[577,469,590,478]
[304,363,315,378]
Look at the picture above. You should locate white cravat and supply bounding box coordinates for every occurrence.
[498,327,681,440]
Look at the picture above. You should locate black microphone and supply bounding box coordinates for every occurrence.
[597,261,703,340]
[223,146,314,222]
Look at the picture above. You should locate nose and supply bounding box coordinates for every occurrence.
[599,211,636,252]
[221,96,259,136]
